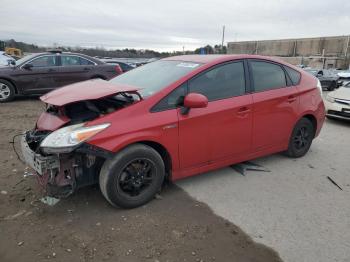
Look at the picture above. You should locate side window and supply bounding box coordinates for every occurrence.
[284,66,301,85]
[80,57,94,65]
[118,63,130,71]
[30,56,56,67]
[61,56,81,66]
[188,62,245,101]
[250,61,287,92]
[151,83,186,112]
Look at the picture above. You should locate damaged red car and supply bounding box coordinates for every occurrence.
[21,55,325,208]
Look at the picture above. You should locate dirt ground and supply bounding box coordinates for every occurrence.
[0,99,282,262]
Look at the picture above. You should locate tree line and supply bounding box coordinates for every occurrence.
[1,39,226,58]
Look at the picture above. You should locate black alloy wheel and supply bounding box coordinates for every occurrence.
[99,144,165,208]
[285,118,314,158]
[117,158,156,198]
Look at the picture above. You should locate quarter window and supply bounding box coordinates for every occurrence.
[30,56,56,67]
[188,62,246,101]
[152,83,186,112]
[284,66,301,85]
[250,61,287,92]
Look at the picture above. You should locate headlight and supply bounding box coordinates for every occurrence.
[325,94,335,103]
[40,123,110,153]
[316,79,323,95]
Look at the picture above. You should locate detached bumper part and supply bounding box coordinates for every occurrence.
[21,135,60,175]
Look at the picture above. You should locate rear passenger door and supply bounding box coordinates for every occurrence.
[248,60,300,151]
[57,55,96,87]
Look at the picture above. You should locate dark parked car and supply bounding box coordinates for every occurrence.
[102,59,135,72]
[304,69,339,91]
[0,51,122,102]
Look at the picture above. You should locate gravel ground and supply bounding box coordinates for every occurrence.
[0,99,282,262]
[178,115,350,262]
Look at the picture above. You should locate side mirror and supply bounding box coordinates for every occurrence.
[9,60,16,66]
[23,63,33,70]
[181,93,208,114]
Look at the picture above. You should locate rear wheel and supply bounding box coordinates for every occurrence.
[285,118,314,158]
[99,144,165,208]
[0,79,15,102]
[328,81,336,91]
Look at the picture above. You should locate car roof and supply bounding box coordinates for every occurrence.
[162,54,294,67]
[28,52,103,64]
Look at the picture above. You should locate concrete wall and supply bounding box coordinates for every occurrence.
[227,35,350,69]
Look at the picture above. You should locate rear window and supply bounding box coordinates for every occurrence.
[284,66,301,85]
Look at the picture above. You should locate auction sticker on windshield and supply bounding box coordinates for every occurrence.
[176,62,200,68]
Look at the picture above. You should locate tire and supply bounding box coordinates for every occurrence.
[328,81,336,91]
[99,144,165,208]
[285,118,314,158]
[0,79,15,102]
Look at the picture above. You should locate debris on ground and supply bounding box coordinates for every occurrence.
[17,241,24,246]
[155,194,163,200]
[327,176,343,190]
[1,190,8,195]
[231,161,271,176]
[40,196,60,206]
[4,210,27,220]
[23,171,35,178]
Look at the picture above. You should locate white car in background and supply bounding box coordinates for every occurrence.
[325,81,350,120]
[0,51,15,66]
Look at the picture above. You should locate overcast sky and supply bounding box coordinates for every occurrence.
[0,0,349,52]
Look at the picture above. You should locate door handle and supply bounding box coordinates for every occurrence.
[287,95,297,103]
[237,106,251,116]
[48,68,55,72]
[84,67,91,71]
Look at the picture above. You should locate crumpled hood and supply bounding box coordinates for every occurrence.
[40,79,140,106]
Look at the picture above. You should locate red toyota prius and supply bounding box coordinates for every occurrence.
[21,55,325,208]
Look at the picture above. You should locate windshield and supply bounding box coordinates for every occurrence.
[109,60,202,97]
[14,54,38,65]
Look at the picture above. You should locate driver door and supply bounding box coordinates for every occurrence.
[178,61,252,175]
[15,55,60,94]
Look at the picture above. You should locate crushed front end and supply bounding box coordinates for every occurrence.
[21,128,109,198]
[19,80,142,198]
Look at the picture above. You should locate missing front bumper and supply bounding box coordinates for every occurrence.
[20,132,107,198]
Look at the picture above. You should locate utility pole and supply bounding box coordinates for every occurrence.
[221,25,225,53]
[182,46,185,55]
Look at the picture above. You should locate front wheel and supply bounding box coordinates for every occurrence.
[99,144,165,208]
[285,118,314,158]
[0,79,15,102]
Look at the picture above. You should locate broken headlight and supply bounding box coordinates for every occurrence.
[40,123,110,154]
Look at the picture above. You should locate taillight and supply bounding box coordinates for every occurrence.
[115,64,123,74]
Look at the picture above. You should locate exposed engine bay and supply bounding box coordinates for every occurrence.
[22,92,138,198]
[45,92,137,126]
